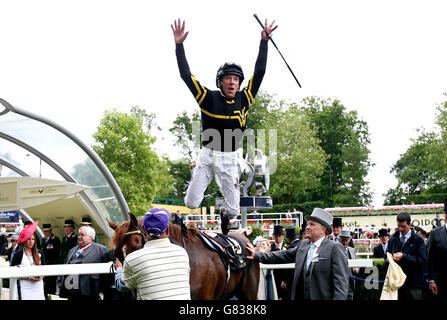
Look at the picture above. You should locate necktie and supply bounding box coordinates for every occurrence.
[306,243,316,269]
[334,237,339,242]
[345,248,349,258]
[276,244,281,251]
[400,235,406,247]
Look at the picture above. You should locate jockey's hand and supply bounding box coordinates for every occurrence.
[115,258,123,269]
[261,19,278,41]
[245,243,255,260]
[171,18,189,44]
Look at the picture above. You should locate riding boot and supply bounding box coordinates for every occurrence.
[220,208,230,235]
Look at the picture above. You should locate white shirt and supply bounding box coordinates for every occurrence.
[400,231,411,244]
[311,236,325,250]
[274,241,284,251]
[122,238,191,300]
[306,236,325,269]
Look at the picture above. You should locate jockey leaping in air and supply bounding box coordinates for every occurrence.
[172,17,277,234]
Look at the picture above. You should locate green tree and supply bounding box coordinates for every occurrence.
[427,99,447,188]
[384,97,447,204]
[301,97,373,207]
[92,107,173,215]
[267,104,327,204]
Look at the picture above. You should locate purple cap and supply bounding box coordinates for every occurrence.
[144,208,170,236]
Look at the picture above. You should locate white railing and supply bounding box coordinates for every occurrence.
[1,259,372,300]
[184,212,302,231]
[185,212,302,223]
[0,262,113,300]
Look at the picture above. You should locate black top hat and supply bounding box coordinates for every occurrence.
[285,226,298,240]
[273,225,284,236]
[64,219,75,227]
[42,224,52,231]
[81,217,92,225]
[378,229,388,237]
[332,217,342,227]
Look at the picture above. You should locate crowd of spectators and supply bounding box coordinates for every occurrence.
[1,217,116,301]
[1,203,446,301]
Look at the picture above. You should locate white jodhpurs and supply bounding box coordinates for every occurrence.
[184,148,240,218]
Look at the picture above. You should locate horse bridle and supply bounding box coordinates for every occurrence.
[125,223,147,245]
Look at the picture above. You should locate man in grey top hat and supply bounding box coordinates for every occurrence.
[41,223,61,296]
[246,208,349,300]
[340,229,358,300]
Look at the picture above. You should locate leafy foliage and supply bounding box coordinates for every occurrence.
[300,97,373,207]
[384,97,447,204]
[92,107,173,215]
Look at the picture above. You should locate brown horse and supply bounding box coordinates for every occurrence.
[108,212,259,300]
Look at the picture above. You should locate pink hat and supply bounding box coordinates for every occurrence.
[18,222,39,244]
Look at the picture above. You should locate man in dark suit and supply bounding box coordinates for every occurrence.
[271,225,288,299]
[246,208,349,300]
[387,212,426,300]
[427,199,447,299]
[284,226,300,299]
[58,226,110,300]
[285,226,300,249]
[59,219,77,264]
[373,229,389,259]
[331,218,343,242]
[41,223,61,296]
[340,230,359,300]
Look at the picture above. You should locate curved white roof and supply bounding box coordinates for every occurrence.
[0,98,129,244]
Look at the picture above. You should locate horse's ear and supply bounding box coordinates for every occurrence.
[129,212,138,227]
[107,219,118,230]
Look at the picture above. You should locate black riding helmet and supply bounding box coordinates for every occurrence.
[216,62,244,89]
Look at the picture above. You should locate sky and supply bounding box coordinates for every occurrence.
[1,0,446,207]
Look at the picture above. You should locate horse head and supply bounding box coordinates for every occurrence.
[110,212,146,263]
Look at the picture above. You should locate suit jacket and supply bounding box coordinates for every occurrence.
[373,243,387,259]
[255,237,349,300]
[41,233,61,265]
[59,232,78,264]
[387,229,426,288]
[284,239,300,299]
[271,241,288,299]
[59,242,110,298]
[10,249,47,266]
[427,226,447,296]
[345,246,357,300]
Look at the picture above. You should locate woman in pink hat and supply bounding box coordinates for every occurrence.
[10,222,46,300]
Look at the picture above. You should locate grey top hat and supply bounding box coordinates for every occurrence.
[305,208,333,234]
[340,229,351,238]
